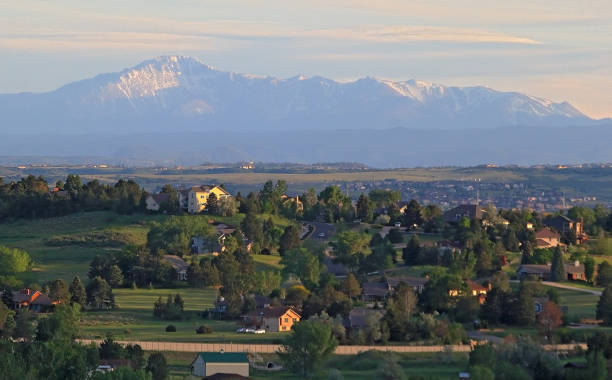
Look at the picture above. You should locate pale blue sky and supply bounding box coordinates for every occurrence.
[1,0,611,117]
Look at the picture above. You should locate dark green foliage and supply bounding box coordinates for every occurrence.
[146,352,168,380]
[165,324,176,332]
[356,194,373,223]
[279,320,338,378]
[597,286,612,325]
[279,224,301,256]
[152,294,184,321]
[86,276,115,310]
[387,228,403,244]
[402,199,423,228]
[549,246,565,282]
[596,261,612,287]
[69,276,87,306]
[402,235,420,265]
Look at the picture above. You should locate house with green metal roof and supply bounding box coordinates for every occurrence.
[191,351,249,378]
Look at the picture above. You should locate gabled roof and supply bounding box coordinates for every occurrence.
[518,264,550,274]
[249,306,300,319]
[196,352,249,364]
[11,289,53,306]
[362,282,390,297]
[535,228,560,239]
[565,262,585,274]
[150,193,170,204]
[163,255,189,272]
[466,279,487,292]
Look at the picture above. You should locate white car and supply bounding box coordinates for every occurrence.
[254,329,266,334]
[394,222,401,227]
[245,328,256,334]
[318,232,326,238]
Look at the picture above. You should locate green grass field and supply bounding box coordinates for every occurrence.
[551,287,599,319]
[80,287,287,343]
[0,211,166,283]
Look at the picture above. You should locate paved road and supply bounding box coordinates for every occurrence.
[307,221,336,241]
[510,280,602,296]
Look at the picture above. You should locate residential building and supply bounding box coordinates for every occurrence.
[517,262,586,281]
[4,288,58,312]
[543,215,587,244]
[145,193,170,211]
[362,276,429,302]
[243,306,301,332]
[186,185,231,214]
[191,352,249,378]
[534,228,562,248]
[443,204,485,223]
[162,255,188,281]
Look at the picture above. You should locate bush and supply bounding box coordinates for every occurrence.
[165,324,176,332]
[195,325,213,334]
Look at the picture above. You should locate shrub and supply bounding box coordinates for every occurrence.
[195,325,213,334]
[165,324,176,332]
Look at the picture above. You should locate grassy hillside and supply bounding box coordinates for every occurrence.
[0,211,166,283]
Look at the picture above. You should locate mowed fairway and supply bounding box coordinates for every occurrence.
[80,288,287,343]
[0,211,164,283]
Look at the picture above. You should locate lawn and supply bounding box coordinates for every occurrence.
[80,287,286,343]
[551,287,600,319]
[253,254,283,272]
[0,211,166,283]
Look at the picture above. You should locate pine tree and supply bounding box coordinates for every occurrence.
[402,235,421,265]
[69,276,87,306]
[108,265,123,287]
[597,286,612,325]
[173,293,184,312]
[514,282,536,326]
[550,246,566,282]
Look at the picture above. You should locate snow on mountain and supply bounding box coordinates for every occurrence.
[0,55,598,134]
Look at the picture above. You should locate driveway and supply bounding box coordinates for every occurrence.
[307,221,336,241]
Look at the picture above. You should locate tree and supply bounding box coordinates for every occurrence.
[356,194,373,222]
[383,283,418,340]
[597,261,612,287]
[514,281,536,326]
[49,278,71,303]
[69,276,87,306]
[279,225,301,256]
[206,193,218,215]
[402,235,420,265]
[342,273,361,299]
[470,366,494,380]
[108,265,123,288]
[146,352,168,380]
[387,228,403,244]
[549,247,565,282]
[333,231,370,269]
[584,256,596,283]
[537,301,562,339]
[12,309,35,340]
[86,276,115,310]
[597,286,612,326]
[0,246,31,274]
[278,320,338,378]
[281,248,323,289]
[402,199,422,228]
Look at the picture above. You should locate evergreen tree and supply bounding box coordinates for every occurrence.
[173,293,184,311]
[514,282,536,326]
[597,286,612,326]
[279,225,301,256]
[206,193,218,215]
[549,246,565,282]
[402,234,421,265]
[356,194,373,222]
[69,276,87,306]
[86,277,115,310]
[108,265,123,288]
[49,278,71,303]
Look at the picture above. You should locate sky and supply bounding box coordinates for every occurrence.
[1,0,611,118]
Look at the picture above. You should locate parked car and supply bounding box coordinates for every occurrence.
[394,222,401,227]
[245,328,256,334]
[236,327,246,333]
[318,232,326,238]
[254,329,266,334]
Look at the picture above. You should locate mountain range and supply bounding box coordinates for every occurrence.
[1,56,611,166]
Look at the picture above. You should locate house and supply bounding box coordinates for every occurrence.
[443,204,485,223]
[544,215,587,244]
[362,276,429,302]
[534,228,562,248]
[185,185,231,214]
[347,307,384,329]
[192,224,252,255]
[145,193,170,211]
[243,306,301,332]
[191,352,249,378]
[517,262,586,281]
[4,288,58,312]
[162,255,188,281]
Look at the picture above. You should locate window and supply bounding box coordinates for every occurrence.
[292,318,297,323]
[284,318,289,323]
[282,326,286,331]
